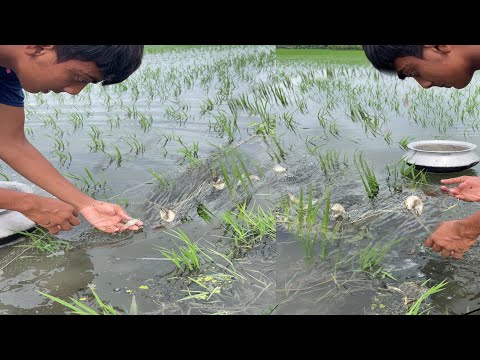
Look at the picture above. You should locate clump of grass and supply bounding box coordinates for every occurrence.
[37,284,138,315]
[354,152,379,199]
[358,238,402,277]
[406,279,448,315]
[16,227,72,254]
[154,229,208,272]
[197,203,214,223]
[210,144,264,196]
[386,159,428,191]
[222,202,275,253]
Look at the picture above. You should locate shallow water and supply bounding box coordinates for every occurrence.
[1,48,480,315]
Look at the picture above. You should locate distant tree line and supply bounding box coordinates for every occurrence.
[277,45,362,50]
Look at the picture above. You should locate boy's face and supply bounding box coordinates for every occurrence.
[393,45,474,90]
[15,45,103,95]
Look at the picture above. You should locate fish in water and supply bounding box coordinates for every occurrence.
[331,203,347,220]
[273,164,286,173]
[160,209,176,223]
[123,218,142,227]
[404,195,423,215]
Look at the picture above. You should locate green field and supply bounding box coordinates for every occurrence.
[145,45,201,54]
[276,48,369,65]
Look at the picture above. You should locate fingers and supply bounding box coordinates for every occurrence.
[432,243,442,252]
[441,176,467,185]
[113,205,132,220]
[68,215,81,226]
[424,237,433,247]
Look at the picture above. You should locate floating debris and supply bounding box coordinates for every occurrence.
[331,203,347,220]
[123,218,141,227]
[160,209,176,222]
[273,164,286,173]
[404,195,423,215]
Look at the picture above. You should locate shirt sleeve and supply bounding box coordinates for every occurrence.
[0,67,24,107]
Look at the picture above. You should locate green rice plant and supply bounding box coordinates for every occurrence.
[222,202,275,252]
[354,152,379,199]
[197,203,214,223]
[406,279,448,315]
[177,138,201,166]
[154,229,207,272]
[122,134,146,155]
[386,159,428,191]
[16,227,72,254]
[358,238,402,277]
[68,112,84,131]
[138,112,153,132]
[147,169,172,187]
[53,150,72,166]
[64,168,107,193]
[87,125,105,152]
[36,284,133,315]
[24,126,34,137]
[106,114,121,130]
[0,167,10,181]
[399,136,415,150]
[210,143,264,197]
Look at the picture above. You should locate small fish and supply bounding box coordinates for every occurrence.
[404,195,423,215]
[331,203,346,220]
[273,164,286,173]
[160,209,176,222]
[212,177,226,190]
[123,218,141,227]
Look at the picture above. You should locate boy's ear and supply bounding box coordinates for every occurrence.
[424,45,451,54]
[23,45,55,56]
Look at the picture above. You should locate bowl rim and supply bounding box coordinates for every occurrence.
[407,140,477,153]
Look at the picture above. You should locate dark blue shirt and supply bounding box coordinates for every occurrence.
[0,66,24,107]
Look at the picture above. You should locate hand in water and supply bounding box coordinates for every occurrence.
[79,201,143,233]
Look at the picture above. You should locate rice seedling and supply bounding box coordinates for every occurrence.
[122,134,146,155]
[222,202,275,253]
[154,229,209,272]
[36,284,137,315]
[354,152,379,199]
[179,273,234,302]
[358,238,402,277]
[177,138,201,166]
[68,112,84,131]
[210,143,264,196]
[64,168,107,193]
[53,150,72,166]
[15,227,72,254]
[197,203,214,223]
[406,279,448,315]
[399,136,415,150]
[147,169,172,187]
[386,159,428,191]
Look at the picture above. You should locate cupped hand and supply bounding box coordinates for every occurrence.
[424,219,478,259]
[440,176,480,202]
[79,201,143,233]
[20,195,81,235]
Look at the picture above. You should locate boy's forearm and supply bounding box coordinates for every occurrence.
[460,211,480,238]
[1,141,94,210]
[0,188,37,212]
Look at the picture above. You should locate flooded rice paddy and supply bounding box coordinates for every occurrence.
[0,46,479,314]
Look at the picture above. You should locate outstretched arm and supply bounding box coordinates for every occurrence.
[0,104,142,233]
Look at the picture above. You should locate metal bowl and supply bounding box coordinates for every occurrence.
[402,140,480,173]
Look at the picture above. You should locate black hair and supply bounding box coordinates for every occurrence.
[362,45,423,73]
[55,45,144,85]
